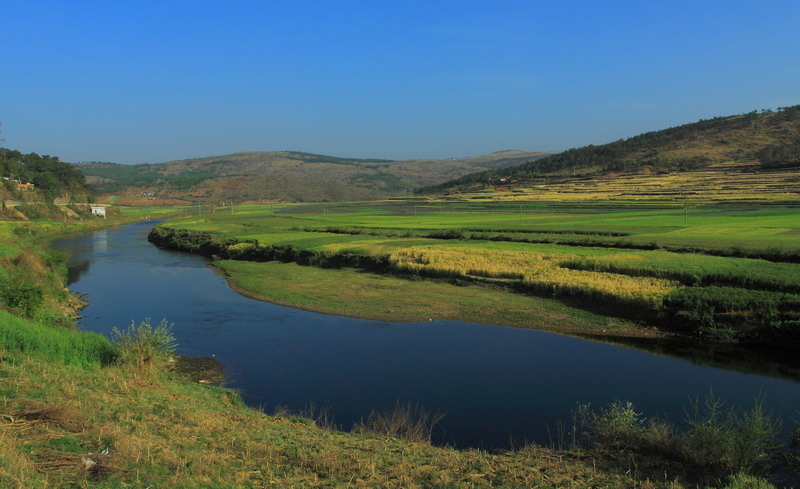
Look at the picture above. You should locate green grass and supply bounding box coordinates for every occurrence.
[0,310,116,367]
[153,200,800,346]
[0,348,680,489]
[562,250,800,292]
[0,201,791,488]
[163,201,800,253]
[116,204,189,217]
[214,260,643,335]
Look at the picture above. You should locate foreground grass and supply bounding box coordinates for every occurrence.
[0,210,786,488]
[1,347,673,488]
[214,260,649,336]
[1,308,784,488]
[0,215,656,488]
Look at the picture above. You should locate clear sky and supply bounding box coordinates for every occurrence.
[2,0,799,164]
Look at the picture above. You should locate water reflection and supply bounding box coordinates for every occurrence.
[52,222,800,449]
[66,257,91,285]
[579,334,800,383]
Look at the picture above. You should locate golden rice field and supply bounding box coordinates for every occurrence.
[389,246,679,307]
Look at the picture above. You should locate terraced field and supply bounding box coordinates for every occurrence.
[453,163,800,202]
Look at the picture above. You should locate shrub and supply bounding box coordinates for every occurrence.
[680,394,781,476]
[779,427,800,484]
[353,400,445,444]
[111,318,177,376]
[0,277,44,317]
[575,395,782,483]
[577,400,643,448]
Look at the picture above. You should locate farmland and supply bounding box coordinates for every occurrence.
[149,198,800,348]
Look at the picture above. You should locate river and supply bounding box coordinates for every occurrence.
[53,221,800,449]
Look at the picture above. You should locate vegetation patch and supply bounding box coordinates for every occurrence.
[151,200,800,348]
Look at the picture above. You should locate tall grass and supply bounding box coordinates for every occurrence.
[111,318,177,376]
[353,400,446,444]
[575,395,782,485]
[0,310,116,367]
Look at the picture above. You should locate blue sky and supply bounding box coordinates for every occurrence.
[2,0,799,164]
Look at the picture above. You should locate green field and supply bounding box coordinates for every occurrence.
[1,201,796,487]
[151,200,800,347]
[3,212,748,489]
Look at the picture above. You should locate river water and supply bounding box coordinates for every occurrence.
[53,221,800,448]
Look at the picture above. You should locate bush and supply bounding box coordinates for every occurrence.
[575,395,782,484]
[353,400,445,444]
[0,277,44,317]
[779,427,800,484]
[577,400,643,448]
[111,318,177,376]
[682,394,781,476]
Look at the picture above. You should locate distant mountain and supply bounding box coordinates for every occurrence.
[420,106,800,194]
[74,150,549,203]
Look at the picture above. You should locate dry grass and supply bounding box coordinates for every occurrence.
[0,352,685,488]
[353,401,446,444]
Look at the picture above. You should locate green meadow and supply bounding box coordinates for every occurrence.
[0,210,793,488]
[151,200,800,347]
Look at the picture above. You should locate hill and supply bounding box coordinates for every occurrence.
[421,106,800,194]
[75,150,549,204]
[0,148,98,221]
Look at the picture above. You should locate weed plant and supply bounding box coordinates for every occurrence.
[575,395,782,486]
[0,276,43,317]
[353,400,446,444]
[111,318,176,376]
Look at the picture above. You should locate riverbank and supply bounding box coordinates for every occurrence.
[147,201,800,348]
[0,220,664,488]
[2,214,790,488]
[213,259,660,338]
[0,335,677,489]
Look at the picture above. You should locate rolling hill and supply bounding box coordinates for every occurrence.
[75,150,549,204]
[420,106,800,195]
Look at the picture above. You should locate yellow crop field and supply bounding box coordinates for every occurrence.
[390,246,679,307]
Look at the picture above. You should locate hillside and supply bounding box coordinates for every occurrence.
[0,148,99,221]
[421,106,800,194]
[75,150,549,204]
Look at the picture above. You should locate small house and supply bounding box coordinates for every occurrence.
[90,205,107,217]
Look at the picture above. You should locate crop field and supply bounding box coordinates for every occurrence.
[446,162,800,202]
[153,199,800,347]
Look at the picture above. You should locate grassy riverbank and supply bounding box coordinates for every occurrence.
[215,260,651,336]
[2,211,795,487]
[0,326,671,489]
[0,219,677,488]
[150,200,800,347]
